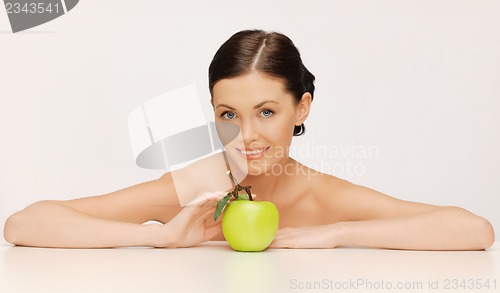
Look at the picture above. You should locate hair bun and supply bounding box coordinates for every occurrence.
[303,65,316,101]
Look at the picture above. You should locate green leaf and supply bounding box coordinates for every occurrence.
[236,193,249,200]
[213,194,233,221]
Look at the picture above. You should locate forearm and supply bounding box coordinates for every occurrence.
[335,207,495,250]
[4,201,161,248]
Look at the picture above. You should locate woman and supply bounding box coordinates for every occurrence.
[4,30,494,250]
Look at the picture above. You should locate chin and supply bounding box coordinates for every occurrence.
[224,146,289,178]
[245,166,269,177]
[225,154,266,178]
[247,161,271,176]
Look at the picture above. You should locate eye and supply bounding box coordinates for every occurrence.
[260,109,274,118]
[221,111,236,120]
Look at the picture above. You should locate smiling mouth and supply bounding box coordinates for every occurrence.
[236,146,270,158]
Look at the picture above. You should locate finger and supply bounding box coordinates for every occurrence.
[186,194,213,206]
[179,199,217,220]
[268,240,283,248]
[213,214,223,224]
[200,204,217,219]
[184,197,218,215]
[268,239,292,249]
[204,222,223,240]
[195,203,220,226]
[186,191,227,206]
[201,197,220,211]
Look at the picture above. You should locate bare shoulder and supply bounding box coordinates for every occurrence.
[310,172,440,222]
[308,170,351,199]
[311,171,350,190]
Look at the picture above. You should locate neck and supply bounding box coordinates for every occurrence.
[239,157,296,201]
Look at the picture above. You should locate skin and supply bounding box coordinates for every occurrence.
[210,71,495,250]
[3,71,495,250]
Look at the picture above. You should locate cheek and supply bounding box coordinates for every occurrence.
[260,115,295,144]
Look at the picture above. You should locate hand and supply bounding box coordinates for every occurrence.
[158,192,225,248]
[268,224,340,249]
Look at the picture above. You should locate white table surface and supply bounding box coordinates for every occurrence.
[0,241,498,293]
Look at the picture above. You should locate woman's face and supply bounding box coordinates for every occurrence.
[212,71,310,176]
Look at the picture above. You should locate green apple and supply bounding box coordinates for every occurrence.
[222,200,279,252]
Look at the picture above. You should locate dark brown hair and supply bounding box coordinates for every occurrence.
[208,29,315,136]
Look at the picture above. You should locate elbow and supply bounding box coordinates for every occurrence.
[3,200,55,245]
[459,206,495,250]
[447,207,495,250]
[474,216,495,250]
[4,212,21,245]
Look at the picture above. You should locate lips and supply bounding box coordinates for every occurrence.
[236,146,270,160]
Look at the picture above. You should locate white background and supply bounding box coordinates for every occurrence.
[1,0,499,240]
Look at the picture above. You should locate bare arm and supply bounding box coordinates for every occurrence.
[4,200,161,248]
[270,180,495,250]
[3,174,222,248]
[333,206,494,250]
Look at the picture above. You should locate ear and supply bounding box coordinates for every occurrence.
[295,92,312,126]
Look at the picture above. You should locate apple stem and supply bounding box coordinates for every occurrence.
[227,171,253,201]
[226,171,239,186]
[244,186,253,201]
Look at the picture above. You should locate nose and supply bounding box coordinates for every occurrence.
[240,119,259,144]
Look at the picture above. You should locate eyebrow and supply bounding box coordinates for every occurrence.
[215,100,279,110]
